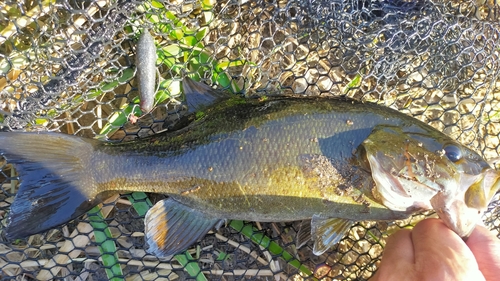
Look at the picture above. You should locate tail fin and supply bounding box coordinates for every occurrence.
[0,132,102,239]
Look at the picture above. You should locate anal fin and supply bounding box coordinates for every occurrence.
[296,219,312,249]
[311,215,354,255]
[145,198,222,257]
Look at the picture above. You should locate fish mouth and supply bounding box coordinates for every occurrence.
[464,168,500,210]
[366,143,500,237]
[359,125,500,238]
[431,169,500,238]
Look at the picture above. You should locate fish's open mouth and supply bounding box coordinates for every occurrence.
[358,124,500,238]
[464,169,500,210]
[428,171,499,238]
[363,136,500,238]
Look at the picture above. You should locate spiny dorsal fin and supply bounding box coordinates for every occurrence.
[145,198,222,257]
[311,215,354,255]
[182,77,230,113]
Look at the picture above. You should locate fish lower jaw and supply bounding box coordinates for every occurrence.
[430,193,481,238]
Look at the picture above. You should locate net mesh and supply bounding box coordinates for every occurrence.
[0,0,499,280]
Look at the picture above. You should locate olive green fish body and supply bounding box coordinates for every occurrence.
[93,97,414,221]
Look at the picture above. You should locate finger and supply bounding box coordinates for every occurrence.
[466,225,500,281]
[383,228,415,263]
[411,218,482,280]
[412,218,471,260]
[370,229,414,281]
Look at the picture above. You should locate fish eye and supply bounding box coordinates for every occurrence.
[443,145,462,162]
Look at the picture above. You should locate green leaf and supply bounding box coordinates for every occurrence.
[216,59,247,69]
[75,68,135,104]
[158,79,182,100]
[182,36,199,47]
[213,72,232,89]
[145,14,161,25]
[158,45,183,73]
[0,53,28,74]
[97,104,141,137]
[160,45,183,58]
[216,251,229,261]
[158,53,177,69]
[344,73,362,94]
[150,0,165,9]
[35,118,48,126]
[196,50,212,65]
[195,27,209,41]
[165,11,180,23]
[200,0,214,9]
[170,29,184,40]
[153,90,169,105]
[155,21,174,33]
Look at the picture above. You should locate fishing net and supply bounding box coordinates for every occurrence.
[0,0,499,280]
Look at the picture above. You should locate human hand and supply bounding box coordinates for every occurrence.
[370,218,500,281]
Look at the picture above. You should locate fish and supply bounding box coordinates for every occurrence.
[135,29,157,114]
[1,96,499,256]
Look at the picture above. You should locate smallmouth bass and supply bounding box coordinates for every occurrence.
[1,96,498,256]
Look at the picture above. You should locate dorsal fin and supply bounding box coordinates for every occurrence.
[182,77,230,113]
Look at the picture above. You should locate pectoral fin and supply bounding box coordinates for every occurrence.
[145,198,222,257]
[311,215,354,255]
